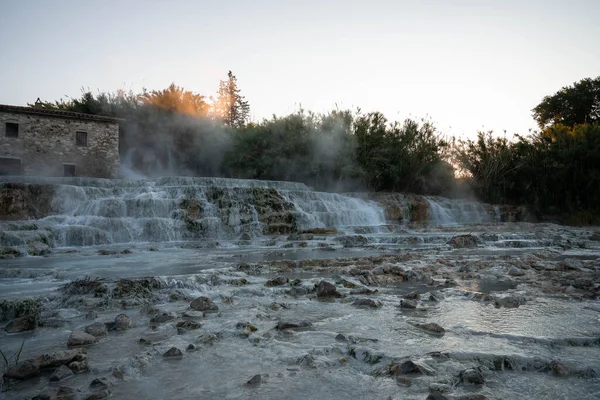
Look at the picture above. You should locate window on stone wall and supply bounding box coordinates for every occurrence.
[0,157,22,175]
[63,164,76,177]
[76,131,88,147]
[5,122,19,138]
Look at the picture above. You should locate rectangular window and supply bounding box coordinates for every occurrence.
[75,131,88,147]
[0,157,22,175]
[5,122,19,138]
[63,164,76,177]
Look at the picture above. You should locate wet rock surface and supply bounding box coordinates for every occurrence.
[189,296,219,313]
[67,330,98,347]
[1,184,600,400]
[4,314,37,333]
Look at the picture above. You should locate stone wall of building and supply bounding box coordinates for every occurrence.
[0,111,119,178]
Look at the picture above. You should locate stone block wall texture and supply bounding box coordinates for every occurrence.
[0,111,119,178]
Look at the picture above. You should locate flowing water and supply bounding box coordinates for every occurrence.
[1,177,599,399]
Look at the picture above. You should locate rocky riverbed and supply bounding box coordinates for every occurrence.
[1,222,600,399]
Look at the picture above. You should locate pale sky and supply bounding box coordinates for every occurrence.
[1,0,599,138]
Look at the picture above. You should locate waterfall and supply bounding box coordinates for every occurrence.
[281,190,386,231]
[0,176,507,248]
[425,197,498,226]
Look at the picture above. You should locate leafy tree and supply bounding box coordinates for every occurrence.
[212,71,250,128]
[532,76,600,128]
[141,83,208,117]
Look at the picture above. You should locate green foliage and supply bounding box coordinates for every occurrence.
[455,123,600,219]
[354,113,450,193]
[532,76,600,129]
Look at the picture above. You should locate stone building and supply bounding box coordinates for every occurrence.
[0,103,120,178]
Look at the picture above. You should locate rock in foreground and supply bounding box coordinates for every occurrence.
[190,296,219,313]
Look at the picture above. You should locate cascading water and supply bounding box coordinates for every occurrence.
[0,177,388,247]
[281,190,386,231]
[426,197,499,226]
[0,176,508,249]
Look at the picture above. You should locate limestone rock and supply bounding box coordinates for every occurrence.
[114,313,132,330]
[4,358,40,379]
[416,322,445,335]
[37,348,87,369]
[5,314,37,333]
[459,368,485,385]
[447,234,479,248]
[316,280,340,298]
[400,299,417,309]
[89,376,116,390]
[68,359,89,373]
[176,320,202,330]
[56,386,77,400]
[150,311,177,324]
[390,360,423,375]
[265,276,289,287]
[246,374,261,385]
[49,365,74,382]
[190,296,219,313]
[352,298,382,308]
[67,330,98,347]
[404,291,420,300]
[275,320,312,330]
[163,347,183,358]
[84,322,108,337]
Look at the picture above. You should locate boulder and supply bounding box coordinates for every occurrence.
[416,322,445,335]
[246,374,261,385]
[265,276,289,287]
[176,320,202,330]
[49,365,74,382]
[447,235,479,248]
[190,296,219,313]
[56,386,77,400]
[114,313,132,330]
[404,291,420,300]
[459,368,485,385]
[37,348,87,369]
[390,360,423,375]
[4,358,40,379]
[5,314,37,333]
[89,376,116,390]
[67,359,89,373]
[316,280,340,298]
[400,299,417,309]
[163,347,183,358]
[275,320,312,330]
[150,312,177,324]
[67,330,98,347]
[84,322,108,337]
[352,298,382,308]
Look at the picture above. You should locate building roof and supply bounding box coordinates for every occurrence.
[0,104,123,123]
